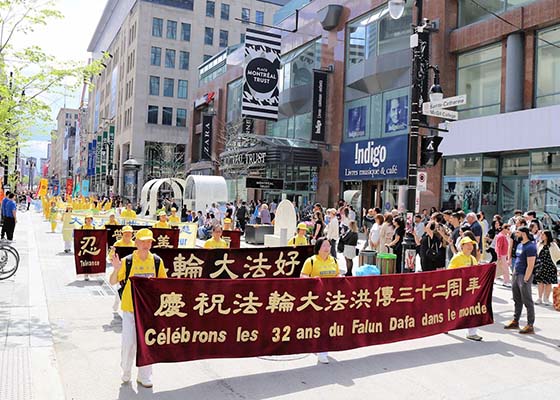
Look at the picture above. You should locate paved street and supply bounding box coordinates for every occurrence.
[2,210,560,400]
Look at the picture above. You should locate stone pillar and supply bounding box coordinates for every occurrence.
[505,33,524,113]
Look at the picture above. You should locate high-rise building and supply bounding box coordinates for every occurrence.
[85,0,289,201]
[48,108,79,187]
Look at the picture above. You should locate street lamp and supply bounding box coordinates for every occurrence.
[388,0,406,20]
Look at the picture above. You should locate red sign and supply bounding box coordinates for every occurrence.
[73,230,107,275]
[106,226,179,248]
[131,264,495,366]
[65,178,73,197]
[116,245,314,279]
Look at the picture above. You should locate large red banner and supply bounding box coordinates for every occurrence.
[131,264,495,366]
[116,245,314,279]
[106,225,179,248]
[73,229,107,275]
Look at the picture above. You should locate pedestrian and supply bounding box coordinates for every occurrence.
[325,208,339,258]
[203,225,229,249]
[260,204,271,224]
[419,222,445,271]
[534,230,559,306]
[387,217,405,273]
[311,211,325,245]
[339,220,358,276]
[448,237,483,341]
[368,214,384,251]
[288,223,309,246]
[1,190,11,240]
[181,205,188,222]
[62,205,74,253]
[495,224,512,287]
[504,226,537,334]
[3,193,17,242]
[109,228,166,388]
[235,201,248,232]
[378,213,394,254]
[363,208,376,234]
[300,237,340,364]
[465,212,483,251]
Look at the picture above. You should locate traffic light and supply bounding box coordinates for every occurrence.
[420,135,443,167]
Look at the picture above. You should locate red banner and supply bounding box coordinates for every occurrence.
[65,178,73,197]
[73,229,107,275]
[106,225,179,248]
[131,264,495,366]
[116,245,314,279]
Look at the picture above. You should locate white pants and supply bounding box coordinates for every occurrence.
[64,241,72,252]
[467,327,478,336]
[122,311,152,380]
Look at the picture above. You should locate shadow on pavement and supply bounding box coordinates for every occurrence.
[67,280,104,288]
[115,340,560,400]
[102,313,123,334]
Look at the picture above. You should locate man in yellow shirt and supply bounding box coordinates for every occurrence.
[120,203,137,222]
[109,225,135,312]
[203,225,229,249]
[153,211,170,229]
[109,228,166,388]
[288,223,309,246]
[169,207,181,226]
[448,236,482,341]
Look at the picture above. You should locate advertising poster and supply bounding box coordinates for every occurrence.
[347,106,366,138]
[385,95,408,134]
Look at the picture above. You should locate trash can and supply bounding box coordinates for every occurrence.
[377,253,397,274]
[358,250,377,267]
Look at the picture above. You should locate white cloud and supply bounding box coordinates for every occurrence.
[20,140,50,160]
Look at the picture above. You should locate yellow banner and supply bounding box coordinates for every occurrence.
[38,178,49,197]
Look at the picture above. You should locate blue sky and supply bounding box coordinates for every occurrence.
[14,0,106,160]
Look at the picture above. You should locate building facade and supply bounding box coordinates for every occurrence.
[85,0,287,202]
[48,108,79,193]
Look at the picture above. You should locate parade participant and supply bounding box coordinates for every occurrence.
[169,207,180,226]
[534,230,559,306]
[339,220,358,276]
[82,214,96,230]
[288,223,309,246]
[109,228,166,388]
[49,200,58,233]
[203,225,229,249]
[504,226,537,334]
[300,237,340,364]
[104,212,119,227]
[448,237,483,341]
[153,211,170,229]
[62,205,74,253]
[109,225,136,312]
[120,203,137,222]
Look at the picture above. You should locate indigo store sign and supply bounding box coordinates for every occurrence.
[339,135,408,181]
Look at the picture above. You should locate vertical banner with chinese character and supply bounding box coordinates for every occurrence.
[151,228,180,249]
[65,178,73,197]
[81,179,90,196]
[201,115,213,161]
[73,229,107,275]
[242,28,281,121]
[37,178,48,197]
[132,264,495,366]
[311,70,327,142]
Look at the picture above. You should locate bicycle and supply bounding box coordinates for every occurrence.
[0,242,20,280]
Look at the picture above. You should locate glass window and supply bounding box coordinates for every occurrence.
[242,8,250,24]
[205,27,214,45]
[457,44,501,119]
[162,107,173,125]
[294,113,312,141]
[531,150,560,174]
[181,23,191,41]
[280,39,322,92]
[166,20,177,39]
[256,11,264,26]
[147,105,158,124]
[149,76,160,96]
[177,79,188,99]
[181,0,193,10]
[502,154,529,176]
[442,178,481,213]
[483,156,499,177]
[152,17,163,37]
[176,108,187,127]
[219,30,228,48]
[346,2,412,69]
[150,47,161,66]
[221,3,230,20]
[530,176,560,216]
[163,78,174,97]
[536,25,560,108]
[444,156,482,176]
[458,1,537,27]
[206,1,215,17]
[203,54,212,62]
[179,51,190,70]
[226,78,243,123]
[165,49,176,68]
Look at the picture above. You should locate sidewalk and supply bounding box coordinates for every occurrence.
[0,210,65,400]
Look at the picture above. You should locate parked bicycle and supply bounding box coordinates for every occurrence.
[0,242,20,280]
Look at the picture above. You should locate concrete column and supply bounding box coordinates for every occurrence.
[505,33,524,113]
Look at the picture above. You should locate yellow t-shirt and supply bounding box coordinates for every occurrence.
[153,221,170,229]
[114,238,135,247]
[448,252,478,269]
[82,224,95,230]
[204,237,229,249]
[301,255,339,278]
[169,215,180,224]
[118,251,167,312]
[288,235,308,246]
[121,209,137,219]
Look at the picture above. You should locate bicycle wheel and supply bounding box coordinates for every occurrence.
[0,246,19,280]
[0,243,20,264]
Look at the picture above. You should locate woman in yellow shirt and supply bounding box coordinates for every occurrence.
[153,211,170,229]
[169,207,181,226]
[448,236,482,341]
[82,214,96,230]
[203,225,229,249]
[300,237,340,364]
[288,223,309,246]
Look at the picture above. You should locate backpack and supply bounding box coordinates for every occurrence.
[118,254,162,299]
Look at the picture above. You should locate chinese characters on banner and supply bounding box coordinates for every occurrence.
[73,229,107,275]
[116,246,314,279]
[105,225,180,248]
[132,264,495,366]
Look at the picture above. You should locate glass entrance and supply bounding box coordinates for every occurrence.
[500,177,528,219]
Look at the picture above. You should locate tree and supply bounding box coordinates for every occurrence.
[0,0,105,186]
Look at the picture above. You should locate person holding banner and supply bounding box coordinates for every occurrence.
[62,205,74,253]
[109,228,167,388]
[104,212,119,227]
[81,214,96,281]
[109,225,136,312]
[120,203,137,222]
[169,207,180,226]
[288,223,309,246]
[300,237,340,363]
[49,200,58,233]
[153,211,170,229]
[203,225,229,249]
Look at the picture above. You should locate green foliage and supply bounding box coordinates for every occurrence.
[0,0,105,161]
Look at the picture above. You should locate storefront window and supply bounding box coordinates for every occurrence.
[536,24,560,108]
[529,176,560,217]
[531,150,560,173]
[347,2,412,68]
[483,156,499,176]
[457,44,501,119]
[501,154,529,176]
[442,178,481,213]
[444,156,482,176]
[266,113,311,140]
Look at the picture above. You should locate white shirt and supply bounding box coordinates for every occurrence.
[326,218,339,240]
[369,223,381,249]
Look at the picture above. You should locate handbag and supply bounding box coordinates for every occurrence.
[426,236,439,258]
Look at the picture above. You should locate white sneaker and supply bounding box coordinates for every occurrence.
[535,299,542,305]
[317,353,329,364]
[544,300,551,306]
[137,378,153,388]
[121,371,131,383]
